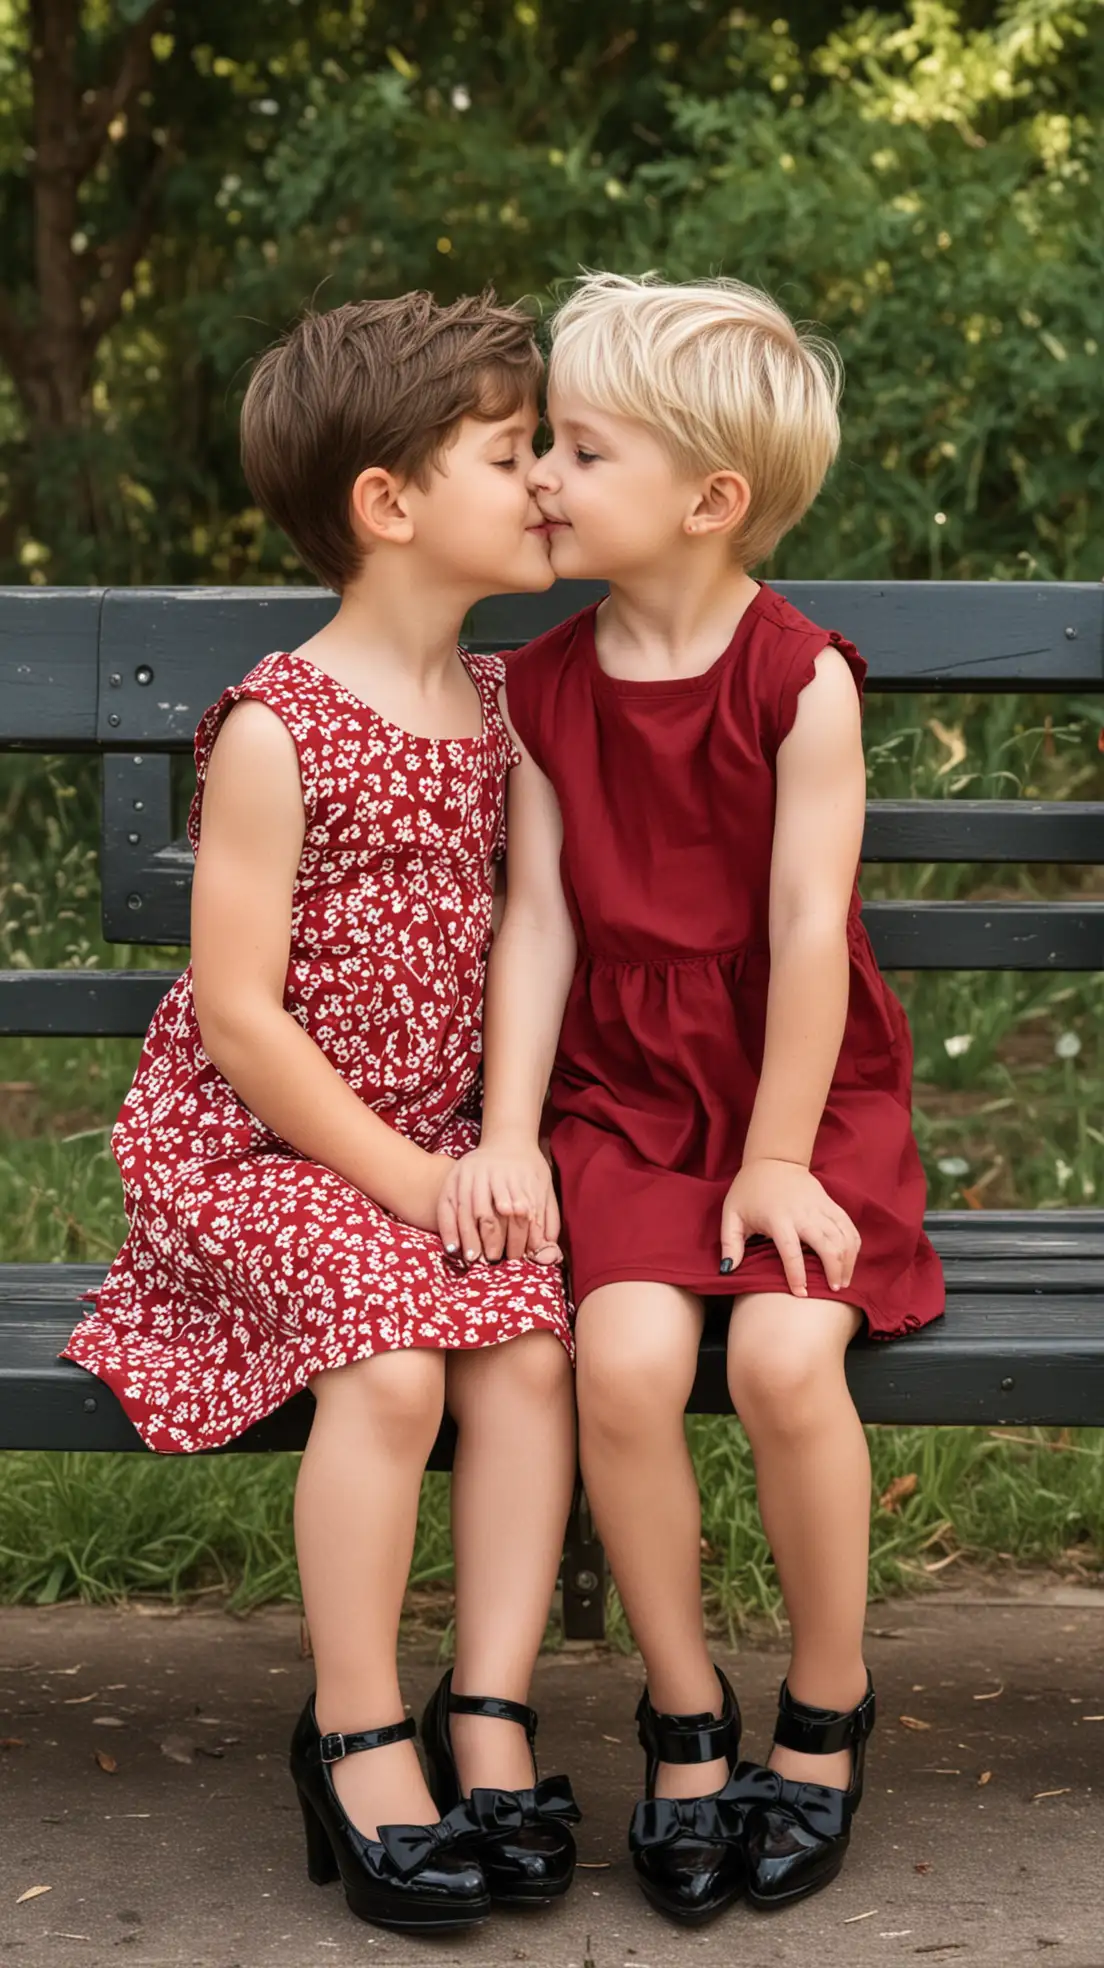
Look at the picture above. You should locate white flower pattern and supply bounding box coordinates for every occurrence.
[61,648,573,1455]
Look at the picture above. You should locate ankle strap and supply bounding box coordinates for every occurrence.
[448,1689,538,1745]
[636,1666,741,1766]
[772,1676,876,1758]
[319,1716,417,1764]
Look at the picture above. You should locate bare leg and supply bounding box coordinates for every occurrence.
[576,1283,730,1799]
[727,1293,869,1789]
[446,1331,577,1791]
[296,1349,446,1839]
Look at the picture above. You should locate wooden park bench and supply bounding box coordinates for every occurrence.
[1,581,1102,1641]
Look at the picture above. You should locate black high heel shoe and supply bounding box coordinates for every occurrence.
[421,1670,580,1905]
[628,1666,747,1926]
[744,1674,876,1909]
[290,1696,490,1932]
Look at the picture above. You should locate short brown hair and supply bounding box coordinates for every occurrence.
[241,291,543,592]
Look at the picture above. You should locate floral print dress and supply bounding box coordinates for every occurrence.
[61,648,572,1455]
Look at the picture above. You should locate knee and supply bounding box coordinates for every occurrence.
[577,1330,686,1448]
[323,1349,445,1454]
[727,1330,837,1440]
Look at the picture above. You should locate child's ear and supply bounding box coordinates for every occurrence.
[686,470,751,540]
[350,466,415,548]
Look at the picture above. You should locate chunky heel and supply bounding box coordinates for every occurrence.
[422,1671,580,1905]
[299,1789,340,1886]
[289,1697,490,1932]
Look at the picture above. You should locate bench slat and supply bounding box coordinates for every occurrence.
[0,589,102,747]
[100,802,1104,946]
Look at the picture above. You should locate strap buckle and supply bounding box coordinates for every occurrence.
[319,1732,346,1764]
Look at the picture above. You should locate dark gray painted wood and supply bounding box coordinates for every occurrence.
[864,900,1104,970]
[100,755,175,941]
[0,969,178,1035]
[97,587,337,745]
[863,801,1104,864]
[103,802,1104,949]
[472,581,1104,689]
[5,1258,1104,1446]
[0,589,102,746]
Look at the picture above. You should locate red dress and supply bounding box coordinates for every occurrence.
[506,586,944,1338]
[62,649,572,1455]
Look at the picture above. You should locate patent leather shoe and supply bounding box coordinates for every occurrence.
[745,1674,876,1908]
[422,1670,580,1905]
[290,1696,490,1931]
[628,1665,747,1925]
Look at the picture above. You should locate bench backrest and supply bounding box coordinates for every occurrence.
[1,581,1101,1040]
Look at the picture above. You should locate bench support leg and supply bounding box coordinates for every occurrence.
[561,1480,606,1643]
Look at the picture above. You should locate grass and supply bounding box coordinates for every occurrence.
[1,688,1102,1626]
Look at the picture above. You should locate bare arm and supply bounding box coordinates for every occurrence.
[438,690,576,1261]
[742,648,867,1168]
[721,650,866,1294]
[190,699,448,1231]
[481,695,577,1143]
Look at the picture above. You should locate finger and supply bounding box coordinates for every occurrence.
[473,1168,506,1261]
[829,1211,861,1288]
[527,1237,564,1266]
[542,1184,561,1246]
[504,1207,533,1262]
[490,1179,532,1262]
[808,1217,845,1292]
[437,1176,461,1257]
[774,1228,808,1299]
[719,1209,746,1279]
[455,1167,483,1267]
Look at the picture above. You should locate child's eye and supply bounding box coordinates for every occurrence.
[575,448,599,466]
[493,456,519,471]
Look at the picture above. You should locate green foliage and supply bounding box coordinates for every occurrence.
[0,0,1099,582]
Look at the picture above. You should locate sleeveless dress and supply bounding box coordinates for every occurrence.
[61,648,572,1455]
[506,585,945,1339]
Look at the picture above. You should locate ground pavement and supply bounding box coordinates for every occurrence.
[2,1581,1102,1968]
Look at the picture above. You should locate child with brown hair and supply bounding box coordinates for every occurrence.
[62,293,580,1936]
[444,272,945,1925]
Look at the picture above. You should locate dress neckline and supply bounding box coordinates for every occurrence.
[583,586,766,698]
[276,646,488,747]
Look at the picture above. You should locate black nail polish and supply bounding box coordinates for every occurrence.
[719,1257,734,1275]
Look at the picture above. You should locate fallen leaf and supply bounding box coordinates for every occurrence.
[94,1750,117,1775]
[63,1693,98,1706]
[899,1715,933,1731]
[879,1472,918,1513]
[1032,1788,1072,1802]
[159,1734,195,1765]
[914,1861,934,1874]
[977,1770,992,1786]
[16,1886,52,1904]
[973,1684,1004,1702]
[1,1737,27,1750]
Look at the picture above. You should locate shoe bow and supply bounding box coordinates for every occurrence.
[377,1802,474,1880]
[629,1788,745,1852]
[468,1775,581,1835]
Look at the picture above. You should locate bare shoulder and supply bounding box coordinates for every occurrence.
[201,698,304,840]
[785,646,862,743]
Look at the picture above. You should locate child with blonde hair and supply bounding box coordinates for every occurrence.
[442,273,944,1924]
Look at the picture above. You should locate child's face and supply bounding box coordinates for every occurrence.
[403,405,555,596]
[529,385,704,581]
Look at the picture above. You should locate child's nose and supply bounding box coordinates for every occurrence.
[527,449,559,494]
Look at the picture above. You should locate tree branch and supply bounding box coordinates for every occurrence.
[81,143,174,354]
[75,0,172,181]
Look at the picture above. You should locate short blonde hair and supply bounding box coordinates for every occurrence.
[548,272,842,568]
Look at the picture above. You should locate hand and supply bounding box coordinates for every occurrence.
[720,1159,860,1299]
[398,1153,461,1237]
[437,1135,562,1265]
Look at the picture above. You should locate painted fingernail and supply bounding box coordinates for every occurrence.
[445,1242,459,1254]
[465,1249,478,1262]
[719,1257,734,1275]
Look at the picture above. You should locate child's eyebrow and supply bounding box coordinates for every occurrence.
[484,418,534,444]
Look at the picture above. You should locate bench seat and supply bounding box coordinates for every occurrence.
[3,1212,1103,1455]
